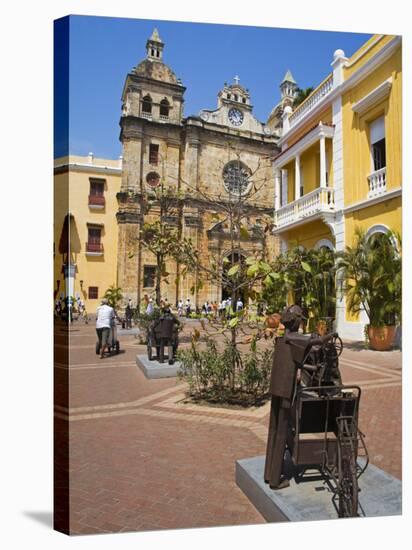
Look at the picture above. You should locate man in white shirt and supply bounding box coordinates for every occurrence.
[96,298,115,359]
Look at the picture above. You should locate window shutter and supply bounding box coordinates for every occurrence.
[370,117,385,144]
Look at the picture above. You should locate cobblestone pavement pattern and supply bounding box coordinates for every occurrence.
[54,319,402,534]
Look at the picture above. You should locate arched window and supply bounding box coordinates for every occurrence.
[365,224,400,252]
[160,98,170,117]
[142,95,152,114]
[314,239,334,251]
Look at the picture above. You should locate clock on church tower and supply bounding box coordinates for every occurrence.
[228,107,244,126]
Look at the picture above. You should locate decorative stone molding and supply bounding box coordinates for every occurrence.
[352,78,392,115]
[116,211,143,224]
[314,238,335,250]
[161,215,179,227]
[343,187,401,214]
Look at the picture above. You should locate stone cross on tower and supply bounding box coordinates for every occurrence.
[234,75,240,85]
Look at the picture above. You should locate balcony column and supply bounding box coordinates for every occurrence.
[274,168,281,210]
[282,105,292,135]
[320,136,327,188]
[331,49,348,88]
[295,155,301,200]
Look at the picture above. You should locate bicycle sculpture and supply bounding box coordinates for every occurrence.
[264,305,369,518]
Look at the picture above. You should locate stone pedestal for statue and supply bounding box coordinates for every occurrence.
[136,354,182,379]
[236,455,401,522]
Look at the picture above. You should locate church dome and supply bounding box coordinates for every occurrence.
[133,59,179,85]
[132,28,180,86]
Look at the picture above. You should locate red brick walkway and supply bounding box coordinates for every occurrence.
[54,321,402,534]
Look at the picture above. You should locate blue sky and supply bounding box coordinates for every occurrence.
[55,15,371,159]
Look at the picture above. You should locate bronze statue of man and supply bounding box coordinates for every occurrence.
[264,305,337,489]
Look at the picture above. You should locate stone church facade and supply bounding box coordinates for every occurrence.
[116,29,281,307]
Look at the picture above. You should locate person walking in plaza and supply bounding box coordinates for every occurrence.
[125,302,133,329]
[96,298,115,359]
[212,301,218,318]
[220,298,227,319]
[146,297,154,315]
[236,297,243,312]
[77,298,88,324]
[185,298,191,317]
[54,298,62,318]
[177,299,184,317]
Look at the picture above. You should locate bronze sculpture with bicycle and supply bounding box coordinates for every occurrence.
[264,305,369,518]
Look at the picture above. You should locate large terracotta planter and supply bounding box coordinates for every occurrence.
[368,325,397,351]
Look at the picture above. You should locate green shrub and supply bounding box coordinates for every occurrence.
[177,337,272,406]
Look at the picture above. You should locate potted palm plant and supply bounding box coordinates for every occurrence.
[337,229,401,350]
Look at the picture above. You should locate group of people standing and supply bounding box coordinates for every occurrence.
[174,297,243,318]
[54,295,88,323]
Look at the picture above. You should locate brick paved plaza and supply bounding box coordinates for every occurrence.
[54,320,402,535]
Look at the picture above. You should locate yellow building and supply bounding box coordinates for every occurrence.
[271,34,402,339]
[54,154,122,312]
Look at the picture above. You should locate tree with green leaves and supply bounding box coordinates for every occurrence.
[103,285,123,309]
[139,217,198,307]
[129,167,199,307]
[179,147,274,344]
[336,228,401,327]
[293,87,314,107]
[259,245,336,329]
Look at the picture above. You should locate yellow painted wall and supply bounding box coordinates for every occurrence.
[342,43,402,207]
[282,137,333,203]
[54,156,122,313]
[344,196,401,322]
[343,35,395,80]
[301,143,319,194]
[285,219,334,250]
[345,196,401,246]
[283,160,295,203]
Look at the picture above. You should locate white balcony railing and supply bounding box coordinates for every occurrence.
[367,167,387,198]
[275,187,335,229]
[289,74,334,129]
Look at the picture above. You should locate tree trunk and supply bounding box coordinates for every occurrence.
[156,254,163,306]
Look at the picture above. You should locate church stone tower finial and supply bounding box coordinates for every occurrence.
[280,69,298,99]
[146,28,164,61]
